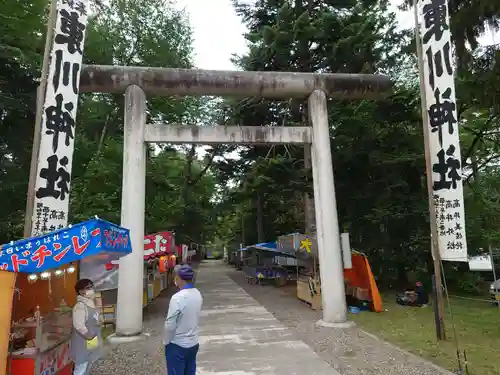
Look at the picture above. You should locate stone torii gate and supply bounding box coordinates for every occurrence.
[79,65,391,339]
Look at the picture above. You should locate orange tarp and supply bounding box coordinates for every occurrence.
[344,253,383,312]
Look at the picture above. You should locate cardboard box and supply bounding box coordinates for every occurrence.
[354,287,371,301]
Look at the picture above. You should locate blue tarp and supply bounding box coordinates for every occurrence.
[252,242,278,251]
[0,218,131,273]
[241,241,295,257]
[240,242,276,252]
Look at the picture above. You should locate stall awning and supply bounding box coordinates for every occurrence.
[143,231,175,260]
[0,218,132,273]
[250,242,277,251]
[242,241,295,257]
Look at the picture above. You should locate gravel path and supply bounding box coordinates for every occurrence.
[228,268,454,375]
[90,261,454,375]
[90,262,200,375]
[90,286,174,375]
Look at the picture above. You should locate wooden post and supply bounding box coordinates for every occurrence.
[414,1,446,340]
[24,0,59,238]
[489,245,500,312]
[0,1,59,374]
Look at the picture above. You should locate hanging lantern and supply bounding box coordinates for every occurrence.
[159,256,167,273]
[27,274,38,284]
[54,269,64,277]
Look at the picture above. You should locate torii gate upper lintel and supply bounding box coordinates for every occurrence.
[79,64,392,339]
[80,64,392,98]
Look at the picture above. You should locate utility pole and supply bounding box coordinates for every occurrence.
[413,1,446,340]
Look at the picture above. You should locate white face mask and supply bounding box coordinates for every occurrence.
[85,289,95,299]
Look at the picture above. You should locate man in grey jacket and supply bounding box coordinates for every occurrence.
[164,264,203,375]
[71,279,103,375]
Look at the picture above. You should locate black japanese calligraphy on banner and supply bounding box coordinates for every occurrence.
[55,9,86,54]
[32,0,89,236]
[45,93,75,153]
[62,0,87,16]
[422,0,449,43]
[421,0,453,92]
[428,87,457,146]
[32,202,67,236]
[53,50,81,94]
[418,0,467,261]
[432,194,464,257]
[425,43,452,90]
[36,154,71,200]
[432,144,461,190]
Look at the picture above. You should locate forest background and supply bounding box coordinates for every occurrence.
[2,0,500,293]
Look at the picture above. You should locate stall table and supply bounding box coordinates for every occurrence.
[10,310,73,375]
[296,275,322,310]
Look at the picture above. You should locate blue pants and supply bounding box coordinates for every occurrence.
[165,343,199,375]
[73,362,91,375]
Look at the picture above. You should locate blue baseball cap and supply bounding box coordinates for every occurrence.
[176,264,194,281]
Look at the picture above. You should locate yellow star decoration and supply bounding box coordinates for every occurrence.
[300,238,312,253]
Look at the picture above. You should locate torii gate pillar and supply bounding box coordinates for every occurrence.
[80,65,392,338]
[114,85,147,336]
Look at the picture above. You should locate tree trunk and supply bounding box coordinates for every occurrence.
[304,144,315,234]
[256,191,265,243]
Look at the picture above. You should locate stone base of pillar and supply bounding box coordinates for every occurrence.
[107,332,150,345]
[316,319,356,329]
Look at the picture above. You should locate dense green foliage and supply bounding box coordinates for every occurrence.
[1,0,500,292]
[0,0,216,245]
[211,0,500,291]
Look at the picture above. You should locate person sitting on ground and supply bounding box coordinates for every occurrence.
[71,279,103,375]
[164,264,203,375]
[396,281,429,307]
[396,288,415,305]
[415,281,429,307]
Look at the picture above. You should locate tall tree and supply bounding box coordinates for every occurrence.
[0,0,46,242]
[0,0,218,247]
[215,0,440,286]
[214,0,500,289]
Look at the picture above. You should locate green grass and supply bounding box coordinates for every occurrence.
[101,324,115,340]
[351,294,500,374]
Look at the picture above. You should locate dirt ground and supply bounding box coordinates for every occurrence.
[228,269,455,375]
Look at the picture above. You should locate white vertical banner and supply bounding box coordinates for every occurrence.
[31,0,89,236]
[340,232,352,269]
[417,0,467,261]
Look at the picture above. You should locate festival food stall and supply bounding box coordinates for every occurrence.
[241,242,297,287]
[229,247,245,269]
[278,233,322,309]
[4,218,131,375]
[84,231,177,323]
[277,232,383,312]
[143,232,176,303]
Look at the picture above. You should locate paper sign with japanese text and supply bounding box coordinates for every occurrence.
[0,218,131,273]
[31,0,89,236]
[417,0,467,261]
